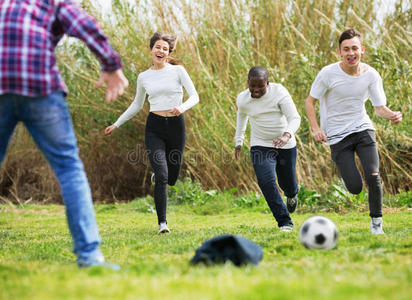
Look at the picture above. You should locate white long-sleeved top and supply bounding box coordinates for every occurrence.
[114,64,199,127]
[234,83,301,149]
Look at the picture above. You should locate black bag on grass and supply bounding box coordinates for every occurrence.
[190,234,263,266]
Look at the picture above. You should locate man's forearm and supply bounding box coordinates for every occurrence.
[305,97,320,131]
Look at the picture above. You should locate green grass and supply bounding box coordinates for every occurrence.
[1,201,411,300]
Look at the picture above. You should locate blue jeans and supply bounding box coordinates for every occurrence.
[0,92,103,263]
[250,146,298,227]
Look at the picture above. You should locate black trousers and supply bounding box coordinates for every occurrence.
[145,112,185,224]
[330,130,382,217]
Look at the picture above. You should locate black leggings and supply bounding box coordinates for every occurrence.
[145,112,185,224]
[330,130,382,217]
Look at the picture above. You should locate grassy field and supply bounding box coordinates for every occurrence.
[1,198,411,300]
[0,2,410,298]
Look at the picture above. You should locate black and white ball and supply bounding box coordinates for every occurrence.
[299,216,338,250]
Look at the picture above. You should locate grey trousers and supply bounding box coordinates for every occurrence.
[330,130,382,217]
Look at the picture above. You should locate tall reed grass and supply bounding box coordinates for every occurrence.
[1,0,411,202]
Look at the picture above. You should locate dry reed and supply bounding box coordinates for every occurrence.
[1,0,410,202]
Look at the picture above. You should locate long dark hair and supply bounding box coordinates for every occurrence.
[149,32,180,65]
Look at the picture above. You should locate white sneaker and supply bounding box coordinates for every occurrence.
[279,225,294,232]
[158,222,170,234]
[370,217,385,234]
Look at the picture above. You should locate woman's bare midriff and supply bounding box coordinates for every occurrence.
[152,110,176,117]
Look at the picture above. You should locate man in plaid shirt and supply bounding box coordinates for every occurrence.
[0,0,128,269]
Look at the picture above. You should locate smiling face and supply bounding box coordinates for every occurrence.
[248,77,269,98]
[150,39,170,67]
[338,37,365,68]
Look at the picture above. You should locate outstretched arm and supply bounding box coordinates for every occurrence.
[55,1,128,103]
[104,77,146,136]
[110,77,146,128]
[96,70,129,103]
[305,95,327,143]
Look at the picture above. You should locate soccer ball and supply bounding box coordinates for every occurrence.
[299,216,338,250]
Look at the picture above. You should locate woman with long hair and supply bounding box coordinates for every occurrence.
[105,32,199,234]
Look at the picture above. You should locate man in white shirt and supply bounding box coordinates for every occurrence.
[305,29,402,234]
[235,66,301,232]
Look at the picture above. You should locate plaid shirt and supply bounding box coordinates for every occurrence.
[0,0,122,97]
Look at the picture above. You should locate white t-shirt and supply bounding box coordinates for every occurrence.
[114,64,199,127]
[235,83,301,149]
[310,62,386,145]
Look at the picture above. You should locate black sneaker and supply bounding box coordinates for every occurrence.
[286,195,298,213]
